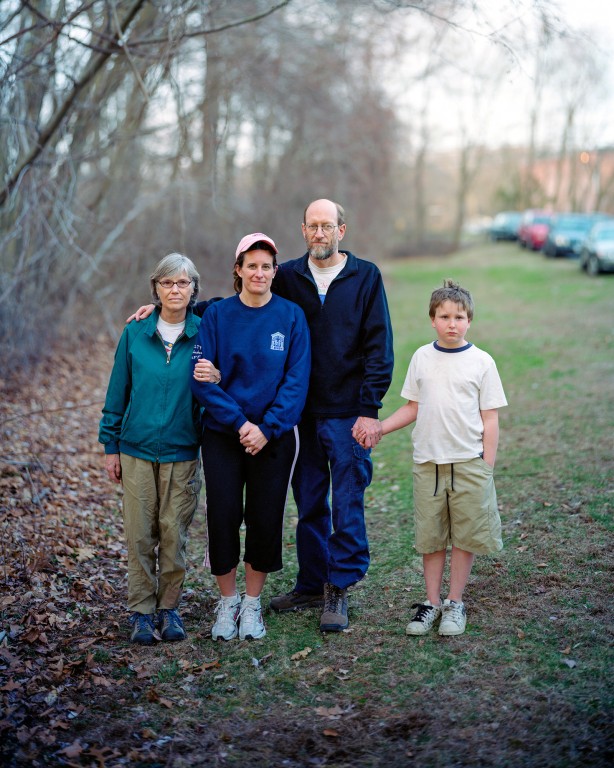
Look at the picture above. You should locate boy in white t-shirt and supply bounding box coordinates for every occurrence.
[357,279,507,636]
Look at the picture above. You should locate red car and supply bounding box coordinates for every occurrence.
[518,210,552,251]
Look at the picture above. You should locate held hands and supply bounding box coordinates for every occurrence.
[126,303,155,323]
[239,421,268,456]
[352,416,383,450]
[193,358,221,383]
[105,454,122,484]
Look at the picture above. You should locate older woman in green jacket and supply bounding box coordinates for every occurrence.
[99,253,217,645]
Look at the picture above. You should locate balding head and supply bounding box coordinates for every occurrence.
[302,198,347,266]
[303,199,345,226]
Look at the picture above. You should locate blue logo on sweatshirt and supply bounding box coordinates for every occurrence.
[270,332,285,351]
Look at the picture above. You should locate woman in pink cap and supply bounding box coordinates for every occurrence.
[191,234,311,641]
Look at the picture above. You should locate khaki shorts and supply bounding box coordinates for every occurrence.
[413,458,503,555]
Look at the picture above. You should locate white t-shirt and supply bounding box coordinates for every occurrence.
[157,317,185,360]
[401,341,508,464]
[308,257,347,304]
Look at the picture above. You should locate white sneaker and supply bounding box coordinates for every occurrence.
[212,594,240,641]
[438,599,467,636]
[405,600,441,636]
[238,595,266,640]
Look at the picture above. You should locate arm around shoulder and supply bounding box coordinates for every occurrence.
[126,303,155,323]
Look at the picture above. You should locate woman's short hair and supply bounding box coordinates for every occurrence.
[150,253,200,307]
[233,241,277,294]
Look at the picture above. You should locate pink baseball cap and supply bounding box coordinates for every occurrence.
[235,232,278,259]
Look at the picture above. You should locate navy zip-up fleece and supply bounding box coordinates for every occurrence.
[273,250,393,419]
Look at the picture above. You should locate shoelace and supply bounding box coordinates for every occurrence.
[215,599,239,618]
[442,602,464,622]
[133,614,155,631]
[324,587,342,612]
[410,603,437,621]
[161,610,181,630]
[239,602,261,619]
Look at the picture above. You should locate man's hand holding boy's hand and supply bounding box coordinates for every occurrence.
[352,416,382,449]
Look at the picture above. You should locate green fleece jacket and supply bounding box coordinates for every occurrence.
[99,308,201,462]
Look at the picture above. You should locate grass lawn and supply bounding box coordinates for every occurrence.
[1,241,612,767]
[183,242,613,766]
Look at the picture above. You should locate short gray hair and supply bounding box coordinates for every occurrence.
[150,253,200,307]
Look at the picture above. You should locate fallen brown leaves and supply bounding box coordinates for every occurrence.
[0,341,215,766]
[1,343,121,762]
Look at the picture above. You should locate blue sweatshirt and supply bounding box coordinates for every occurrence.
[190,294,310,440]
[273,251,393,419]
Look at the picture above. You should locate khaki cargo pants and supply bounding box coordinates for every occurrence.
[120,455,201,614]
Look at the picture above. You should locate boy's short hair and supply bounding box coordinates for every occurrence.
[429,278,474,321]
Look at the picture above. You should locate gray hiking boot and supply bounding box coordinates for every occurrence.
[319,583,348,632]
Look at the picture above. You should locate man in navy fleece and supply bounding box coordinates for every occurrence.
[269,198,393,632]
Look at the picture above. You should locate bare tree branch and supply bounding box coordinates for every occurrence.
[110,0,149,99]
[0,0,148,208]
[125,0,293,47]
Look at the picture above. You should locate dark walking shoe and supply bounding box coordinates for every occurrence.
[319,583,349,632]
[269,590,324,613]
[157,608,187,642]
[129,612,161,645]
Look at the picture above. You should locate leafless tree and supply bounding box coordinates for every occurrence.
[0,0,599,375]
[0,1,293,368]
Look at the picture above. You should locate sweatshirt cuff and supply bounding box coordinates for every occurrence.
[359,407,380,419]
[260,424,273,442]
[232,414,248,433]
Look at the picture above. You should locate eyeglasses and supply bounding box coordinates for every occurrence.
[157,279,193,290]
[304,223,338,234]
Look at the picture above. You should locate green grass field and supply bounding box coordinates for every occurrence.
[2,241,612,767]
[177,242,613,766]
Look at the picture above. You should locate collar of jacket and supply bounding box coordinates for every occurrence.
[293,250,357,277]
[143,307,199,338]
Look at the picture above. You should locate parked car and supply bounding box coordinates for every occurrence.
[579,219,614,275]
[542,213,608,258]
[488,211,522,241]
[518,209,552,251]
